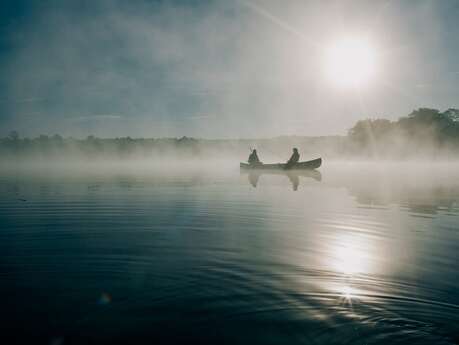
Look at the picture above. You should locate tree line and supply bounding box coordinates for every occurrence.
[1,108,458,159]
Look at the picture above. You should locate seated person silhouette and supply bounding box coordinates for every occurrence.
[248,149,262,166]
[285,148,300,169]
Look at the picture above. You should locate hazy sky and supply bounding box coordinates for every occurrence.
[1,0,458,138]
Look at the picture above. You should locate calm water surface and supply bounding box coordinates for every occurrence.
[1,162,458,344]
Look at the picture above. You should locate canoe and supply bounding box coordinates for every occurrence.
[240,158,322,170]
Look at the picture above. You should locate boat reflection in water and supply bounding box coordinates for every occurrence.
[243,169,322,190]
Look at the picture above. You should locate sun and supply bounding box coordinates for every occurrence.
[324,37,377,88]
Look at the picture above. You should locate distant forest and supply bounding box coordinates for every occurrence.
[1,108,459,160]
[347,108,459,157]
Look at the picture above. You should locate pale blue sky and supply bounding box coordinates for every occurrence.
[1,0,458,138]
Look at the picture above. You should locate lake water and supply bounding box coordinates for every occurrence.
[1,162,458,344]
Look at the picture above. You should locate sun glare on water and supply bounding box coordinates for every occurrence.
[324,37,377,88]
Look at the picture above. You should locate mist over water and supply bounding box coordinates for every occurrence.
[1,161,458,344]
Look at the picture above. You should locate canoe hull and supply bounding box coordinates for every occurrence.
[240,158,322,170]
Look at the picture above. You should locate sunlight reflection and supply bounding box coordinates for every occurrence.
[339,285,357,307]
[320,231,382,306]
[341,285,355,300]
[326,283,362,307]
[331,234,372,275]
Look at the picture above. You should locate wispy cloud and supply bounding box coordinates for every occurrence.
[186,114,215,120]
[0,97,45,104]
[69,114,123,123]
[19,111,42,117]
